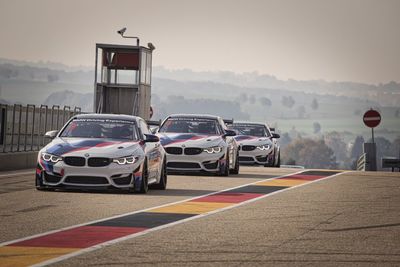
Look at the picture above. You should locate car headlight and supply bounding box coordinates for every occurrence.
[41,152,63,163]
[113,156,138,165]
[257,144,271,151]
[203,146,223,154]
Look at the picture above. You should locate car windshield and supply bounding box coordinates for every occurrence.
[231,124,271,137]
[60,118,139,140]
[159,117,220,135]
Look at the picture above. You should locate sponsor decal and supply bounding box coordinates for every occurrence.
[46,140,137,156]
[159,134,217,146]
[234,135,259,141]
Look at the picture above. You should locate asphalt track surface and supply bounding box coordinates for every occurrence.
[0,167,399,266]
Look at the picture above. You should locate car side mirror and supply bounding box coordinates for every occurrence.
[44,130,58,139]
[144,134,160,143]
[272,133,280,139]
[150,127,159,134]
[224,129,236,137]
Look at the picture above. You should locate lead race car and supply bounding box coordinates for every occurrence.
[156,114,239,176]
[230,121,280,167]
[36,114,167,193]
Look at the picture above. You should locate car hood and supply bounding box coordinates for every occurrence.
[234,135,273,146]
[43,138,142,158]
[157,133,223,148]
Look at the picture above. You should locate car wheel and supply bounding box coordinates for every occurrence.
[230,152,240,174]
[263,156,274,168]
[219,154,230,176]
[35,174,46,191]
[150,158,167,190]
[136,162,149,194]
[275,152,281,168]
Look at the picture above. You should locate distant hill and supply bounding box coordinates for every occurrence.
[152,66,400,106]
[0,58,92,72]
[1,58,399,107]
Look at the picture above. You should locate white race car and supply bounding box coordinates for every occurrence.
[230,122,280,167]
[36,114,167,193]
[157,114,239,176]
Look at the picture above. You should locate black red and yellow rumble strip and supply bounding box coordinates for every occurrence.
[0,170,342,267]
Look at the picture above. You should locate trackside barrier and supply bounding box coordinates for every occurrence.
[382,158,400,172]
[357,153,368,171]
[0,104,81,153]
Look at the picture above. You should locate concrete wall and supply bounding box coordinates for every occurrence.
[0,151,38,171]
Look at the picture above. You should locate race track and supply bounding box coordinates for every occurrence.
[0,167,399,266]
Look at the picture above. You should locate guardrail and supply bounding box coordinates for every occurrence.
[0,104,81,153]
[382,158,400,172]
[356,153,368,171]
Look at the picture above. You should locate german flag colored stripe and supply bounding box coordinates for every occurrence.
[0,170,343,267]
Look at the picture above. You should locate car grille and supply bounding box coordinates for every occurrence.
[113,174,132,185]
[88,157,111,167]
[64,156,85,167]
[44,173,62,183]
[184,147,203,155]
[167,162,201,169]
[239,156,254,162]
[64,176,108,185]
[242,145,256,151]
[203,161,218,169]
[165,147,183,155]
[256,155,268,162]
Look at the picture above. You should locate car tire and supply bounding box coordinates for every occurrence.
[218,154,230,176]
[136,162,149,194]
[150,158,167,190]
[35,174,46,191]
[275,152,281,168]
[230,152,240,174]
[263,156,274,168]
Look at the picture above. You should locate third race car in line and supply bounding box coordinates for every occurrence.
[230,121,280,167]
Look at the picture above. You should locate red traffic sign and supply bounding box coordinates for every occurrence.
[363,109,381,128]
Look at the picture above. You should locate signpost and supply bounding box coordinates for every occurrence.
[362,109,381,171]
[363,109,381,143]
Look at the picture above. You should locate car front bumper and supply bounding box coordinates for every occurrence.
[36,160,142,189]
[165,148,227,173]
[238,148,274,165]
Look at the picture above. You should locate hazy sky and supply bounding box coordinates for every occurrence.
[0,0,399,84]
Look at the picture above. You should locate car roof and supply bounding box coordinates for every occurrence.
[73,113,139,122]
[233,121,268,127]
[168,114,221,120]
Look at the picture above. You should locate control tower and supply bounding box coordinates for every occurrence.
[94,31,154,119]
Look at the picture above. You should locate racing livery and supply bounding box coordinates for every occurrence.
[157,114,239,175]
[230,121,280,167]
[36,114,167,193]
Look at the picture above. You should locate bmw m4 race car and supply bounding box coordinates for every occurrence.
[36,114,167,193]
[157,114,239,176]
[230,122,280,167]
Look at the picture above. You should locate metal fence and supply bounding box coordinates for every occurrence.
[0,104,81,153]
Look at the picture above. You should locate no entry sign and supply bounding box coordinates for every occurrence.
[363,109,381,128]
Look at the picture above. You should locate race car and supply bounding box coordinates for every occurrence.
[36,113,167,193]
[157,114,239,175]
[230,121,280,167]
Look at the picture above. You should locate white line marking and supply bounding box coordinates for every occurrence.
[363,117,380,121]
[35,170,348,267]
[0,169,303,247]
[2,169,346,267]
